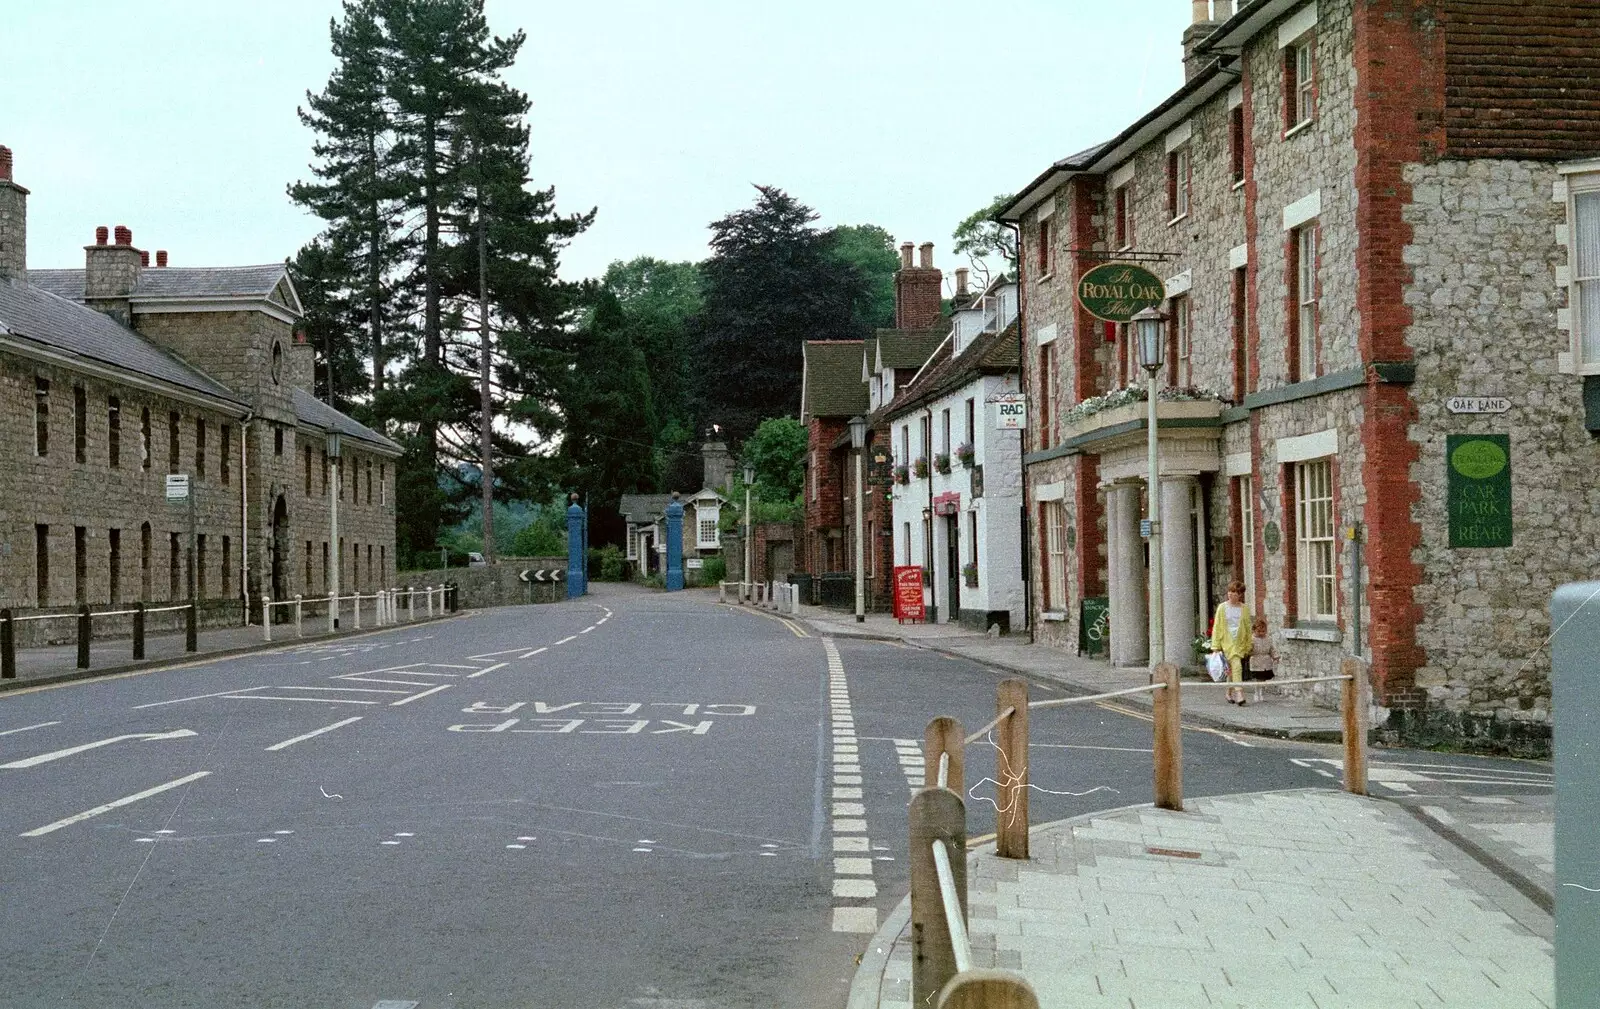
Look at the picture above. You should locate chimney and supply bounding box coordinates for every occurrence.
[701,437,732,493]
[0,144,29,281]
[893,240,944,330]
[85,223,143,325]
[139,250,150,267]
[95,226,108,245]
[156,250,168,267]
[1184,1,1222,81]
[955,268,969,299]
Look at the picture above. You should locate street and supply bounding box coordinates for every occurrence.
[0,586,1548,1008]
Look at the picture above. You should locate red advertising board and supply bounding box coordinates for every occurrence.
[893,566,925,623]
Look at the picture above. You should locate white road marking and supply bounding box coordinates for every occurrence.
[518,647,548,658]
[555,636,577,645]
[506,844,526,849]
[232,695,378,705]
[264,717,364,752]
[466,662,508,679]
[21,771,211,837]
[0,720,61,737]
[381,840,401,845]
[0,729,198,769]
[581,626,594,634]
[469,649,535,659]
[1030,742,1156,753]
[390,684,452,706]
[133,686,267,708]
[279,685,410,694]
[833,878,877,898]
[831,906,877,933]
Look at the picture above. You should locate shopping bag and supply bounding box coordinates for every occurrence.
[1206,651,1229,682]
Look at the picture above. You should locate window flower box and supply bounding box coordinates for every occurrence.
[963,562,979,588]
[955,443,975,468]
[934,453,952,475]
[912,457,929,479]
[892,464,910,485]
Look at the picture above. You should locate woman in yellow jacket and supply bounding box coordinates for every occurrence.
[1210,580,1253,705]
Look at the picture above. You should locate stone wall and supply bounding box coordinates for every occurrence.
[397,557,567,608]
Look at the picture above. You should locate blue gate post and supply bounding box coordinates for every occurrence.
[1554,580,1600,1007]
[566,494,587,598]
[664,492,685,592]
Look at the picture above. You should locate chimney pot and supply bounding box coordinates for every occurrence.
[0,145,12,182]
[1192,0,1211,23]
[1214,0,1234,17]
[95,226,109,246]
[156,250,168,267]
[955,267,970,297]
[918,242,934,269]
[899,242,914,269]
[139,250,150,267]
[113,225,132,246]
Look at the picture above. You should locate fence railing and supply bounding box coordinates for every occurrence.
[260,585,458,642]
[907,658,1371,1005]
[1,601,197,679]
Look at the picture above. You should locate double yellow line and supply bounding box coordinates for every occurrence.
[719,603,808,638]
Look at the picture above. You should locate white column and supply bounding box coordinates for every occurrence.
[1108,484,1148,667]
[1161,477,1198,667]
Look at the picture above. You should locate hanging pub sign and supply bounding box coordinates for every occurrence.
[868,445,895,486]
[992,393,1027,429]
[1076,263,1166,323]
[1447,434,1513,548]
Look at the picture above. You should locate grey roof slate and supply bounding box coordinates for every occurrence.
[0,277,242,403]
[27,264,288,302]
[292,388,402,455]
[618,493,674,524]
[802,340,869,419]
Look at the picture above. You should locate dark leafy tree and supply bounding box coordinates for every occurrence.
[952,193,1018,286]
[824,224,900,331]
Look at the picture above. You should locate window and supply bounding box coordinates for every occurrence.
[140,523,152,600]
[274,425,284,456]
[1038,342,1056,449]
[964,398,975,450]
[1036,216,1053,277]
[698,518,718,548]
[222,535,231,597]
[697,504,721,549]
[195,418,206,479]
[1237,476,1256,609]
[109,528,122,604]
[304,446,313,496]
[108,398,121,469]
[306,540,315,592]
[902,522,912,565]
[1291,225,1319,380]
[140,408,151,471]
[1573,187,1600,371]
[919,415,931,464]
[74,385,86,464]
[220,424,231,484]
[380,545,386,584]
[968,513,978,574]
[35,524,49,607]
[940,409,951,457]
[74,527,86,604]
[1232,268,1249,400]
[197,534,208,599]
[321,449,329,496]
[366,459,373,505]
[168,412,180,474]
[1113,184,1132,249]
[1286,38,1316,130]
[169,532,181,600]
[1043,502,1066,611]
[1168,295,1191,387]
[1230,105,1246,185]
[899,426,909,469]
[34,378,48,456]
[1168,146,1191,220]
[380,464,387,505]
[1295,460,1336,622]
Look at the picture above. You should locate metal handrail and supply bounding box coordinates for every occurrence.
[1028,682,1168,710]
[931,839,972,974]
[142,604,194,614]
[8,612,75,623]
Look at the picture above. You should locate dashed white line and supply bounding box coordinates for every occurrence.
[517,647,548,658]
[20,771,211,837]
[555,636,577,645]
[264,716,364,752]
[466,662,508,679]
[0,721,61,737]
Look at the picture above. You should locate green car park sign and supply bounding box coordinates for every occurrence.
[1076,263,1166,323]
[1447,434,1512,548]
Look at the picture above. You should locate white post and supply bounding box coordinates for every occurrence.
[379,589,387,626]
[294,594,303,638]
[427,586,434,618]
[328,592,337,634]
[407,586,414,622]
[263,595,272,642]
[353,592,361,630]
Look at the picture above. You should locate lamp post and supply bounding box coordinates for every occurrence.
[743,462,755,601]
[848,416,868,623]
[1132,306,1167,668]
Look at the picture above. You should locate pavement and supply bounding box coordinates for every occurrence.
[785,606,1557,1008]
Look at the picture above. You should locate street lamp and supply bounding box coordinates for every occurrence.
[1132,305,1167,668]
[743,461,755,601]
[848,415,868,623]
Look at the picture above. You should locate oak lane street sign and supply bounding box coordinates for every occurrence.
[1446,396,1512,414]
[1077,263,1166,323]
[165,474,190,501]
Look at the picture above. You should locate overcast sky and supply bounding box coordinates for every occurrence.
[5,1,1188,284]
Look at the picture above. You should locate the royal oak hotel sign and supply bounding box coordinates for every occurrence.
[1076,263,1166,323]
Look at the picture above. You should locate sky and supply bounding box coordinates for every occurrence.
[3,1,1189,285]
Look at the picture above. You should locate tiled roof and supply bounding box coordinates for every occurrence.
[883,323,1020,420]
[0,277,242,403]
[802,340,868,420]
[875,328,948,369]
[618,493,674,524]
[292,388,402,455]
[28,264,290,302]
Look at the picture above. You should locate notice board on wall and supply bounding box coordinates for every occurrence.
[1447,434,1512,548]
[893,566,925,623]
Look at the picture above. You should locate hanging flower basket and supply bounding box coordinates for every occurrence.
[892,464,910,485]
[963,562,979,588]
[912,457,929,479]
[955,443,975,468]
[934,453,952,475]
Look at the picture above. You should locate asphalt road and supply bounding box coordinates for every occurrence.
[0,584,1548,1008]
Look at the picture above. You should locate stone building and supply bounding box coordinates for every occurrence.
[999,0,1600,752]
[0,145,399,631]
[620,440,730,581]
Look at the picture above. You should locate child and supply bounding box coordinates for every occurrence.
[1246,617,1276,704]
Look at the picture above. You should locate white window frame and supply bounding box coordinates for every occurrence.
[1289,38,1316,129]
[1295,459,1336,623]
[626,528,637,561]
[810,451,818,502]
[1571,175,1600,374]
[1045,501,1067,612]
[1175,295,1191,383]
[1239,475,1256,609]
[1295,225,1319,379]
[1170,145,1191,222]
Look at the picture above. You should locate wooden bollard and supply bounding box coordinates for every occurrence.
[1,608,15,679]
[132,602,145,660]
[924,716,965,795]
[77,605,92,669]
[1152,662,1183,811]
[936,969,1041,1009]
[995,678,1029,860]
[1341,657,1370,796]
[909,787,967,1008]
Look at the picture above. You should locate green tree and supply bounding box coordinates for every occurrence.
[952,193,1018,285]
[691,186,870,443]
[742,416,808,503]
[288,238,372,415]
[825,224,899,331]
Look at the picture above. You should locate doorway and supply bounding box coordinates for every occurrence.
[945,514,960,623]
[270,495,288,611]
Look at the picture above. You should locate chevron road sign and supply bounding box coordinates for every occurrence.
[519,569,566,584]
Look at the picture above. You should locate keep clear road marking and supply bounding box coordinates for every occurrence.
[466,662,508,679]
[20,771,211,837]
[390,683,452,706]
[133,686,268,709]
[0,720,61,737]
[265,716,363,752]
[0,729,198,769]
